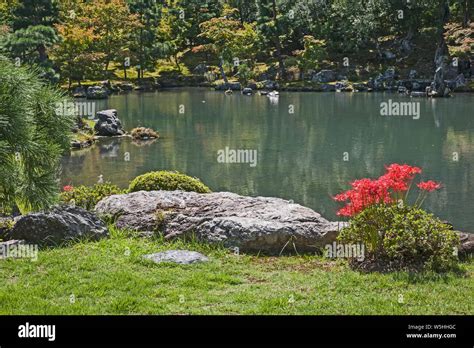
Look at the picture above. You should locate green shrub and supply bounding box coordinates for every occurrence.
[128,171,211,193]
[60,183,124,210]
[338,204,460,272]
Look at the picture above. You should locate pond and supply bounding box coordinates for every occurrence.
[61,89,474,231]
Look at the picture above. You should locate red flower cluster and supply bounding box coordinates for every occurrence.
[417,180,442,192]
[63,185,74,192]
[334,164,440,217]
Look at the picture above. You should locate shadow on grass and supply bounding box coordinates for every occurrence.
[389,265,468,284]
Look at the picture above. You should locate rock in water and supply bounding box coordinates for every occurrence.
[86,86,108,99]
[95,191,343,254]
[94,109,125,136]
[143,250,209,264]
[9,206,109,246]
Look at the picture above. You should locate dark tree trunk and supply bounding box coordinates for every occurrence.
[462,0,470,28]
[431,1,450,97]
[37,44,47,63]
[218,57,229,84]
[271,0,286,80]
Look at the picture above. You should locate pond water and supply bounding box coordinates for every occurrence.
[61,89,474,231]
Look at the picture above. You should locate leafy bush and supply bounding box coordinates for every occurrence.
[338,204,459,272]
[128,171,211,193]
[60,183,124,210]
[334,163,459,272]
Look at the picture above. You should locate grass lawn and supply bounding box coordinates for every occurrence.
[0,229,472,315]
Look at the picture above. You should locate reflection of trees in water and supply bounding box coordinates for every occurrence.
[61,91,474,230]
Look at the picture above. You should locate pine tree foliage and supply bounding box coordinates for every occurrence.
[0,56,73,214]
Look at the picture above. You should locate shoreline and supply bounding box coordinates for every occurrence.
[67,83,474,99]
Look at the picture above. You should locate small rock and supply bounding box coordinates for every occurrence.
[86,86,108,100]
[312,70,336,83]
[398,86,408,94]
[242,87,253,95]
[9,206,109,246]
[143,250,209,264]
[457,232,474,259]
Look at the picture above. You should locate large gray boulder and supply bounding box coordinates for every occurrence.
[94,109,125,136]
[95,191,343,254]
[9,206,109,246]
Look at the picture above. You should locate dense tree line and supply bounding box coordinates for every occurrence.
[0,0,471,85]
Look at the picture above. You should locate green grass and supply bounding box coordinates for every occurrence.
[0,229,472,315]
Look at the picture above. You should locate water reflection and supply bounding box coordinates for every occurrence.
[61,90,474,231]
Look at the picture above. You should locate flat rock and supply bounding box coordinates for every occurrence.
[95,191,343,254]
[143,250,209,264]
[9,206,109,246]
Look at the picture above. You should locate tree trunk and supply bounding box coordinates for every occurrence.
[271,0,286,80]
[431,1,450,97]
[462,0,470,28]
[174,54,181,71]
[104,60,110,75]
[37,44,47,63]
[219,57,229,84]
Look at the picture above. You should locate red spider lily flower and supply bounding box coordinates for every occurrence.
[335,178,392,217]
[417,180,442,192]
[380,163,422,192]
[63,185,74,192]
[334,163,435,217]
